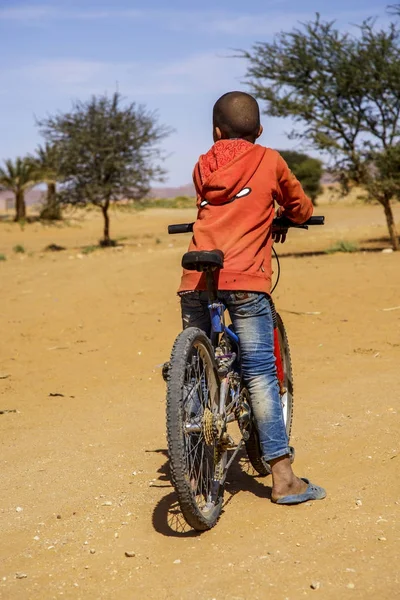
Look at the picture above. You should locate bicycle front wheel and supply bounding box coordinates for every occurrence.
[166,327,225,531]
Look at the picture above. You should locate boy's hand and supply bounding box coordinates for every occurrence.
[272,208,288,244]
[272,226,287,244]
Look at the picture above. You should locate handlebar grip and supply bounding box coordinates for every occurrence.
[168,223,194,234]
[273,215,325,229]
[306,216,325,225]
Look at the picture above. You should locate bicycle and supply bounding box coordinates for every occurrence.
[164,215,324,531]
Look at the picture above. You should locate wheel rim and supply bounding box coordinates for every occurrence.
[277,327,292,433]
[281,390,289,427]
[182,341,221,513]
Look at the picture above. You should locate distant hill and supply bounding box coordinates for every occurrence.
[148,183,195,199]
[321,172,338,185]
[0,185,196,209]
[0,188,45,210]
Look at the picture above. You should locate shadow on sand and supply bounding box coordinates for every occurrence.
[149,448,272,537]
[278,245,392,259]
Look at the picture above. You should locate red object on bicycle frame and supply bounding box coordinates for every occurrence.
[274,327,284,384]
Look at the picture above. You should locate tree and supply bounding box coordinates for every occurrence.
[279,150,323,205]
[0,157,37,222]
[365,145,400,245]
[38,92,171,245]
[28,143,62,220]
[241,14,400,249]
[388,4,400,16]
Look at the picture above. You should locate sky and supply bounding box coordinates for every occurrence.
[0,0,389,186]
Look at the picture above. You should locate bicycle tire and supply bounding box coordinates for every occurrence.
[243,388,271,476]
[277,312,294,439]
[166,327,225,531]
[245,312,294,476]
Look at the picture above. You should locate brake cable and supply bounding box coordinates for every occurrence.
[271,245,281,294]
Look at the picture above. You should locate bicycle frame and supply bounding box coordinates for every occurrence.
[205,270,285,392]
[209,302,239,346]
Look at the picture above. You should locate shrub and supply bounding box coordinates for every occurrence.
[278,151,323,205]
[136,196,194,209]
[325,240,359,254]
[81,245,99,255]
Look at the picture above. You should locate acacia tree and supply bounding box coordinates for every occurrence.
[241,14,400,249]
[365,145,400,242]
[0,157,37,221]
[279,150,323,205]
[28,143,62,220]
[38,93,171,245]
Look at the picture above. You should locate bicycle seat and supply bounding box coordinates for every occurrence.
[182,250,224,272]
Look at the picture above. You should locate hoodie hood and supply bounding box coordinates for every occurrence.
[193,139,266,205]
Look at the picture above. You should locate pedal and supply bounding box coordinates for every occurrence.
[162,361,170,382]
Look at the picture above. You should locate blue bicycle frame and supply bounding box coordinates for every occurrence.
[209,302,239,347]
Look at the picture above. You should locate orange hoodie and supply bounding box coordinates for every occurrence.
[178,139,313,294]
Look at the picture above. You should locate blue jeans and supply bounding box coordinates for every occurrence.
[180,291,290,462]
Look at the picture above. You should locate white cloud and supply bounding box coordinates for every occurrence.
[0,5,146,22]
[5,52,245,98]
[208,13,306,36]
[23,60,108,86]
[0,5,385,36]
[159,52,245,90]
[0,5,55,20]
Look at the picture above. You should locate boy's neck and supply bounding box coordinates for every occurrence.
[217,137,255,144]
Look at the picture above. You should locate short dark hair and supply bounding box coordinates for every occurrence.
[213,91,260,141]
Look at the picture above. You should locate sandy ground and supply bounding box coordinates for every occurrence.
[0,200,399,600]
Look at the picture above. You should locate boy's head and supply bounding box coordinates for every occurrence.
[212,91,263,143]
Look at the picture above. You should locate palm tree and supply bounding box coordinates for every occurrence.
[29,143,61,220]
[0,157,37,221]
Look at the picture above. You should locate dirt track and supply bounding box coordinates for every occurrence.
[0,201,399,599]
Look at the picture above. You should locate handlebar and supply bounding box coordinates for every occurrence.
[168,215,324,234]
[306,216,325,225]
[273,215,325,229]
[168,223,194,234]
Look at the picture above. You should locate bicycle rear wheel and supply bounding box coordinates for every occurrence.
[166,327,225,531]
[276,312,294,438]
[245,312,294,476]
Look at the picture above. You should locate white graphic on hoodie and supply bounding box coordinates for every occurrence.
[199,186,252,208]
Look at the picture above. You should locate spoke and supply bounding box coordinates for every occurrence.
[187,434,199,470]
[199,442,206,503]
[188,433,203,458]
[188,436,202,483]
[180,340,219,510]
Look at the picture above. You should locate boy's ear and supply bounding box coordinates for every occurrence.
[257,125,263,139]
[213,126,223,142]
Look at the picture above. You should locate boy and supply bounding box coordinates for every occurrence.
[178,91,326,504]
